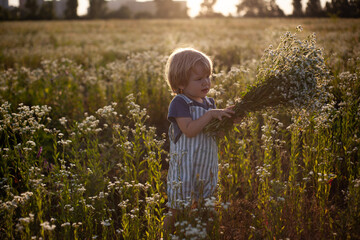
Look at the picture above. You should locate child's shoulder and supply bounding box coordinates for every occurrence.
[169,95,189,109]
[170,94,190,105]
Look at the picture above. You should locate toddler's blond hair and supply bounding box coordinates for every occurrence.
[165,48,213,94]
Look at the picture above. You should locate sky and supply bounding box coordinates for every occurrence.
[8,0,328,17]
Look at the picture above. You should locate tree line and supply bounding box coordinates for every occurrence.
[0,0,79,20]
[1,0,360,21]
[234,0,360,18]
[0,0,188,20]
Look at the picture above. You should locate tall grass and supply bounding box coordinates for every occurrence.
[1,19,360,239]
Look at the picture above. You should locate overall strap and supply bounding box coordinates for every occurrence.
[204,96,215,109]
[177,94,194,105]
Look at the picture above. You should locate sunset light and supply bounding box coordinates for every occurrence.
[185,0,239,17]
[213,0,239,16]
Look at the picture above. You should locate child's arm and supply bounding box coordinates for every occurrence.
[175,108,234,138]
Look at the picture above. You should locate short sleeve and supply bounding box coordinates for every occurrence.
[167,96,191,123]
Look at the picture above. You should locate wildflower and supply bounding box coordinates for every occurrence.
[72,222,82,228]
[59,117,67,126]
[57,139,72,146]
[204,197,216,207]
[61,222,71,227]
[96,105,117,118]
[123,141,133,150]
[78,186,86,193]
[101,219,111,227]
[78,115,100,133]
[118,199,129,208]
[277,197,285,202]
[221,202,230,210]
[16,223,24,231]
[26,141,36,147]
[353,179,360,188]
[19,217,31,224]
[40,221,56,231]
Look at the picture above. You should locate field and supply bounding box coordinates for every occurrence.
[0,18,359,239]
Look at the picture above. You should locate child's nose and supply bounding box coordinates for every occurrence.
[202,77,210,85]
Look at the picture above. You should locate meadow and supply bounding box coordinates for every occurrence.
[0,18,359,239]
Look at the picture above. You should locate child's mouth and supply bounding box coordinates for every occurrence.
[202,88,209,94]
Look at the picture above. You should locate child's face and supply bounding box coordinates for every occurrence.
[180,62,211,103]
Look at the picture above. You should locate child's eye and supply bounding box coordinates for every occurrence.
[195,76,211,81]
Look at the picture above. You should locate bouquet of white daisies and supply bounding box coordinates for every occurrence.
[205,26,329,134]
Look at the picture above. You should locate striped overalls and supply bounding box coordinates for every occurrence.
[166,94,218,209]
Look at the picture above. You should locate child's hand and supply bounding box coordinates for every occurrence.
[208,108,234,120]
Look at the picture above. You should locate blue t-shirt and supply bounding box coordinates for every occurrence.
[168,95,216,143]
